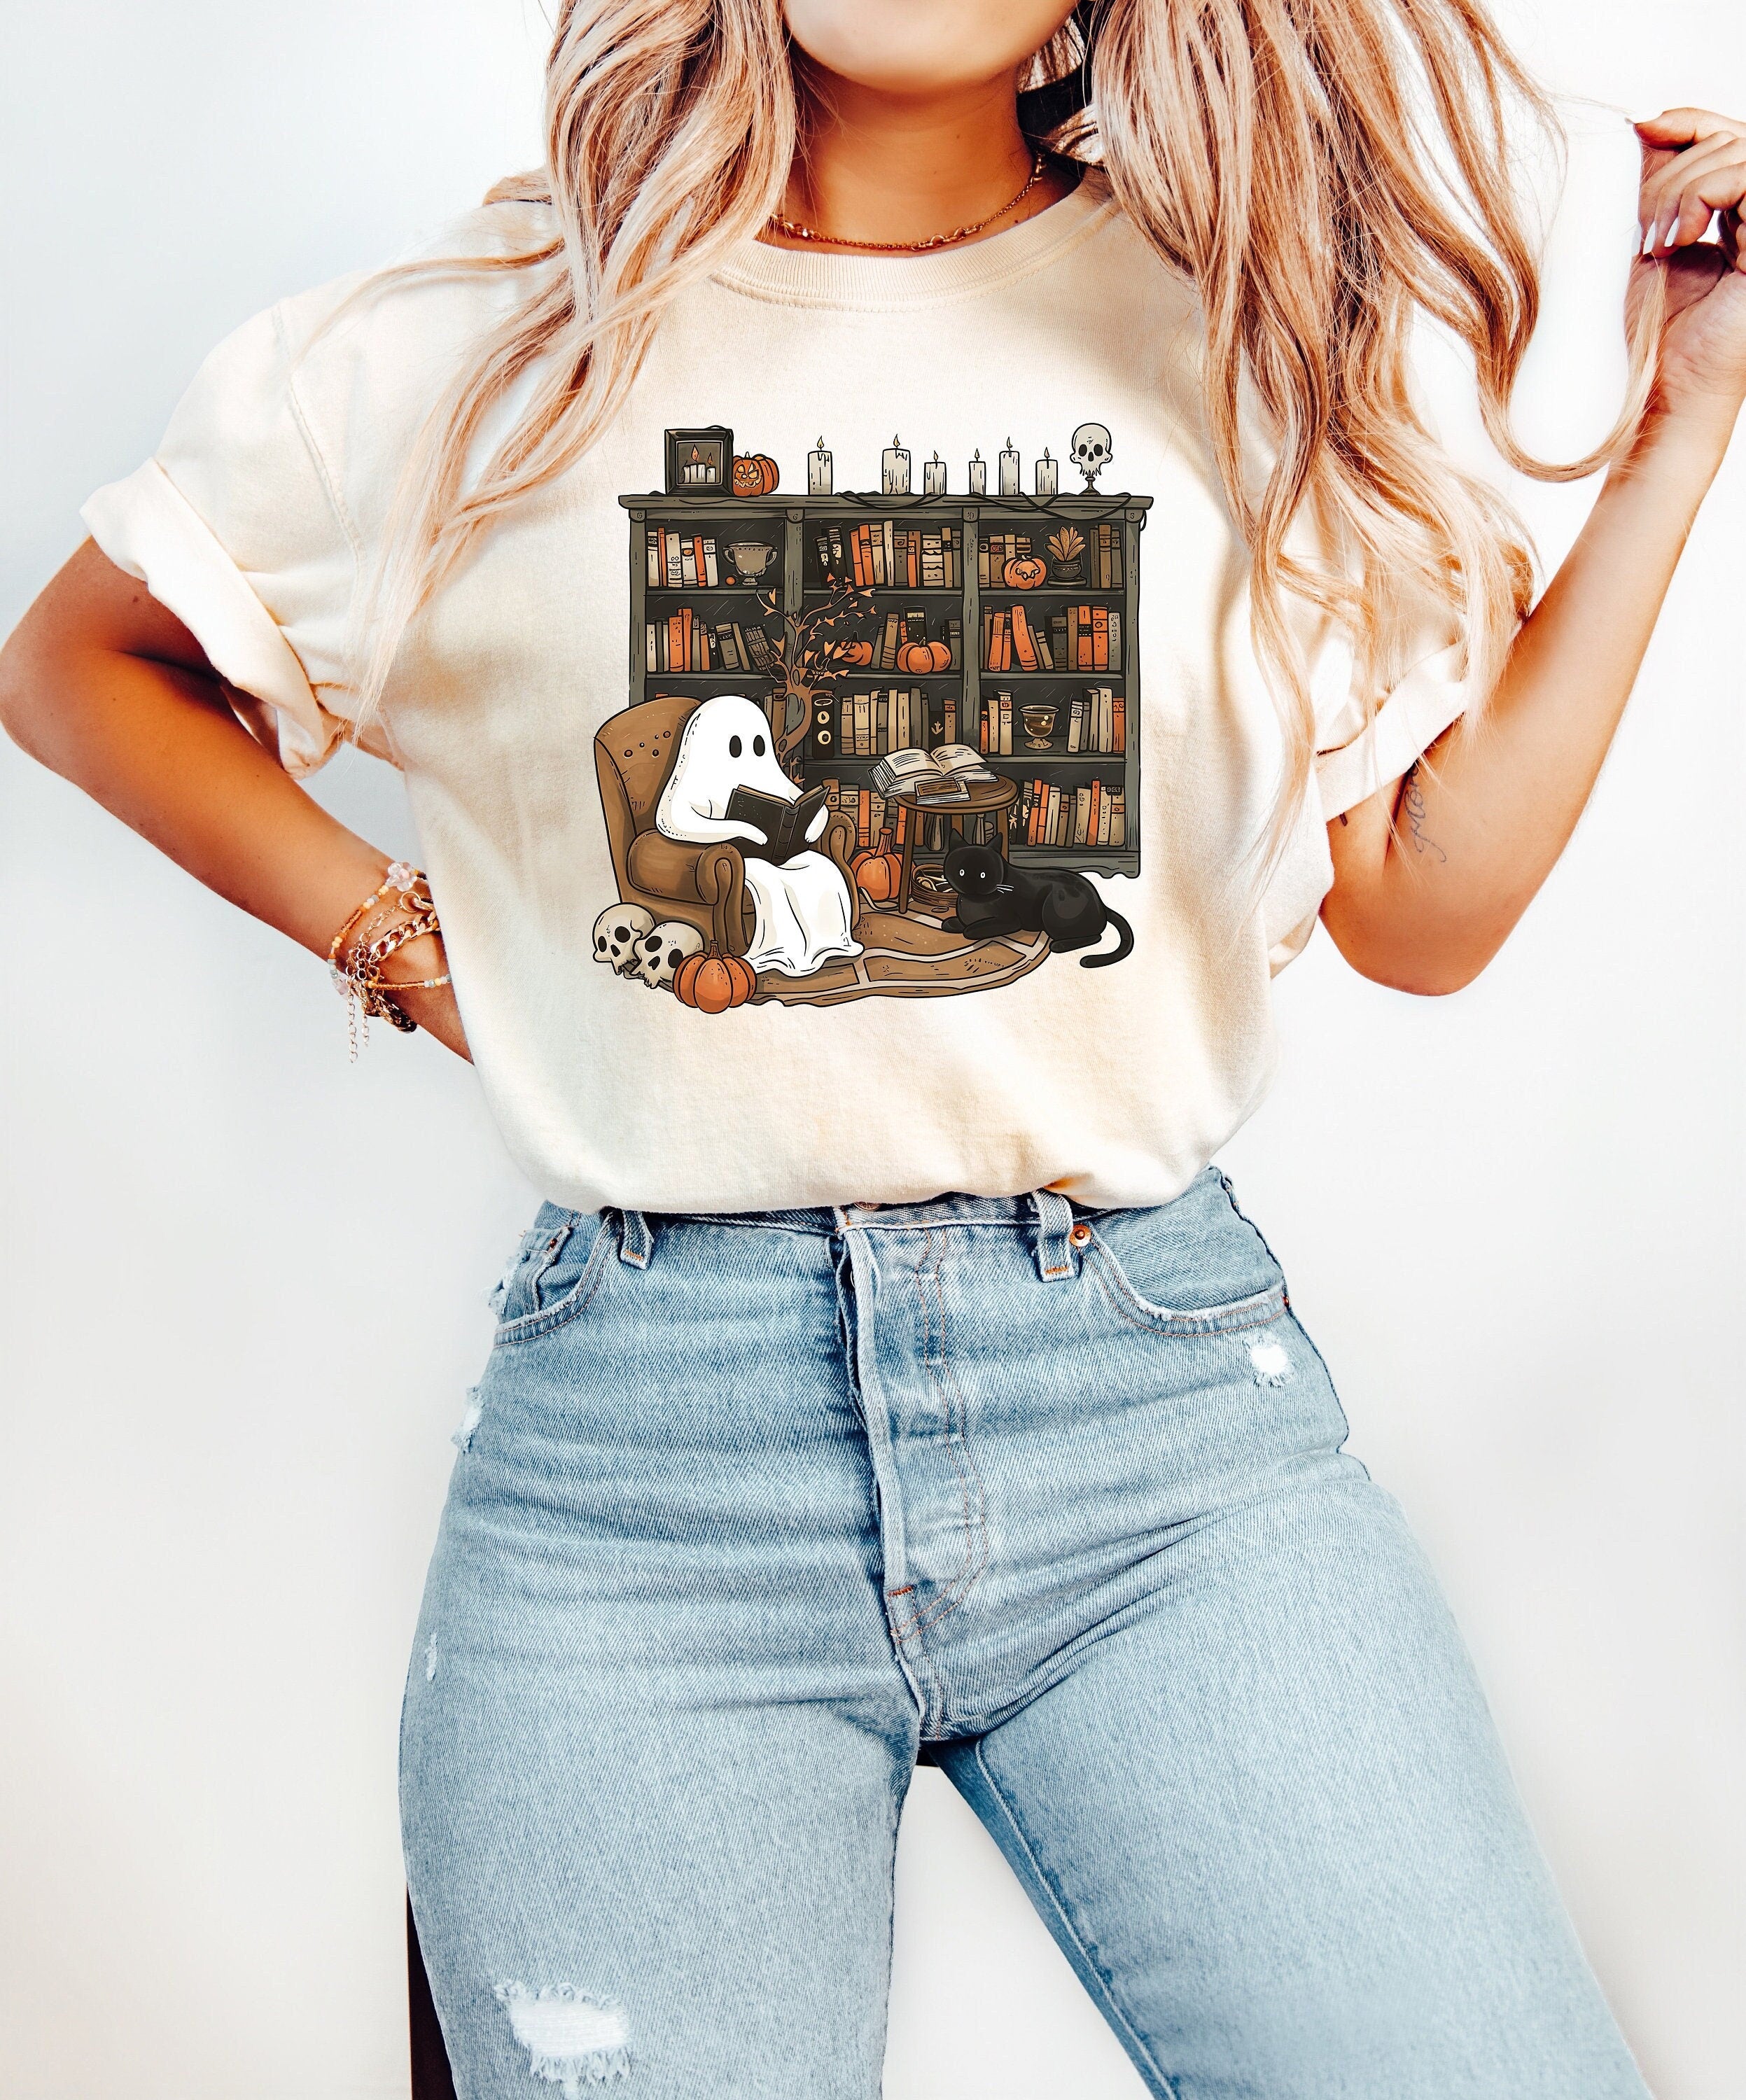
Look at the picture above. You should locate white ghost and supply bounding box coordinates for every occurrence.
[655,694,861,978]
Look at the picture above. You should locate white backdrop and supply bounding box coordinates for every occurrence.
[1,4,1740,2095]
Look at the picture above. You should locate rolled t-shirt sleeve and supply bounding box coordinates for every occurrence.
[81,300,361,776]
[1309,614,1472,822]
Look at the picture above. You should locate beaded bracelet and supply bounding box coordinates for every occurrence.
[328,860,452,1060]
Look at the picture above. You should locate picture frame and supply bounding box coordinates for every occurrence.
[664,426,734,493]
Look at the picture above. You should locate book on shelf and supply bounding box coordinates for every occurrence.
[827,521,961,590]
[872,743,997,803]
[823,780,890,854]
[836,687,926,759]
[1019,777,1126,850]
[1094,522,1124,589]
[724,783,830,864]
[647,526,721,591]
[977,692,1014,756]
[1061,688,1124,754]
[644,610,774,675]
[977,532,1035,587]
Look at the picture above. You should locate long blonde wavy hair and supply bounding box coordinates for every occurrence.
[333,0,1659,883]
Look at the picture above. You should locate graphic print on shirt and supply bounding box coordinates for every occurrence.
[593,426,1150,1011]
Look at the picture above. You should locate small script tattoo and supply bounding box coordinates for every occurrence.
[1401,762,1446,862]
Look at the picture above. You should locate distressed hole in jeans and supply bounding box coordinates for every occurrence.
[453,1390,484,1452]
[494,1982,632,2090]
[1248,1336,1292,1387]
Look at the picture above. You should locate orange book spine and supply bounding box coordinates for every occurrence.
[1093,607,1109,672]
[1012,606,1038,672]
[1088,779,1103,846]
[1112,696,1126,753]
[858,788,872,853]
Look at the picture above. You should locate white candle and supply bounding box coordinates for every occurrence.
[923,452,947,496]
[881,435,911,496]
[808,438,832,495]
[968,449,987,497]
[998,438,1021,497]
[1035,448,1059,497]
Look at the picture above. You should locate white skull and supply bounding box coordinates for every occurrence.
[1070,421,1113,487]
[593,903,655,974]
[634,919,704,992]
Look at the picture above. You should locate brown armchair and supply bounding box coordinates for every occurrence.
[594,694,860,958]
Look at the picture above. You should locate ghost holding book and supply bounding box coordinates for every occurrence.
[656,694,862,977]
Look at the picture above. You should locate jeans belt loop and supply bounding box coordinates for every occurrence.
[618,1208,653,1268]
[1032,1188,1077,1282]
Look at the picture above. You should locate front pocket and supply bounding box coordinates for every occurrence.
[1083,1220,1288,1334]
[492,1210,613,1346]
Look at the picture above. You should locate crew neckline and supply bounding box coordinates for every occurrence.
[713,166,1118,312]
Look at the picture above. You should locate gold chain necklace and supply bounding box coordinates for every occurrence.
[766,150,1047,254]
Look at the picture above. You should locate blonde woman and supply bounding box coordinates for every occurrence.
[3,0,1740,2092]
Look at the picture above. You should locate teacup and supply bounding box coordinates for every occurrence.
[723,540,778,580]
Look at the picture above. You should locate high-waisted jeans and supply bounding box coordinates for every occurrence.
[399,1168,1648,2099]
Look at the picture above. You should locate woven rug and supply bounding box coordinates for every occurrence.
[752,909,1050,1007]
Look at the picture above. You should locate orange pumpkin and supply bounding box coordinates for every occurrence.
[732,452,779,498]
[676,944,757,1013]
[837,638,874,666]
[852,829,902,904]
[1003,555,1047,589]
[897,638,953,675]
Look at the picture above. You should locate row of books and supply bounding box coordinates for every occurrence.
[978,686,1126,756]
[1017,776,1129,850]
[821,779,896,856]
[834,689,958,759]
[976,524,1124,589]
[644,610,776,675]
[645,526,739,591]
[820,522,963,590]
[861,608,962,672]
[982,603,1123,672]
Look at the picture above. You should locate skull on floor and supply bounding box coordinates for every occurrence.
[635,920,704,992]
[594,903,655,974]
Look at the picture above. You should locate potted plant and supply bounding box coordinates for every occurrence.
[1047,524,1085,584]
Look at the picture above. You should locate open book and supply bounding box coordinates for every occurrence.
[723,783,830,864]
[871,744,998,804]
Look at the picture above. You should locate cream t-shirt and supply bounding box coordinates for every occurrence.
[82,173,1469,1212]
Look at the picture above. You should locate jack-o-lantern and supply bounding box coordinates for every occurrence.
[732,453,779,498]
[898,638,953,675]
[1003,555,1047,589]
[852,829,902,904]
[675,944,757,1012]
[837,638,874,666]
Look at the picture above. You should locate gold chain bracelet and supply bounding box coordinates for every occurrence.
[328,860,451,1060]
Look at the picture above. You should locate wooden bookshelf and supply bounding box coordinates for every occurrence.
[619,491,1150,879]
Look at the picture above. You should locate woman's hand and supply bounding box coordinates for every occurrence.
[1635,108,1746,432]
[379,931,473,1061]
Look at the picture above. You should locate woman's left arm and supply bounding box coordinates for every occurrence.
[1322,108,1745,995]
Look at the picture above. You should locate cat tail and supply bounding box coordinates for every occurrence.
[1079,909,1133,969]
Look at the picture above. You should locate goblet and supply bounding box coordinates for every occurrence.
[1021,704,1057,751]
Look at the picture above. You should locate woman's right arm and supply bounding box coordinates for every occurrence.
[0,539,469,1058]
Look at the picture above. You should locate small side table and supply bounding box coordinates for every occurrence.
[888,774,1021,916]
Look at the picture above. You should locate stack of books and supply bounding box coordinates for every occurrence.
[818,522,962,589]
[837,689,958,758]
[645,526,726,589]
[1089,523,1124,587]
[982,605,1122,672]
[1017,778,1127,849]
[980,692,1014,755]
[644,611,776,674]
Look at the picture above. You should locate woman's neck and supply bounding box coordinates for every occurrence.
[762,65,1077,251]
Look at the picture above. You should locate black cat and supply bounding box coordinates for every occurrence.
[941,841,1133,968]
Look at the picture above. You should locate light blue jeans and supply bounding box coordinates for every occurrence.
[400,1170,1649,2099]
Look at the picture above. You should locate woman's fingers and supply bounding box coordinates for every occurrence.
[1641,148,1746,251]
[1634,113,1746,253]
